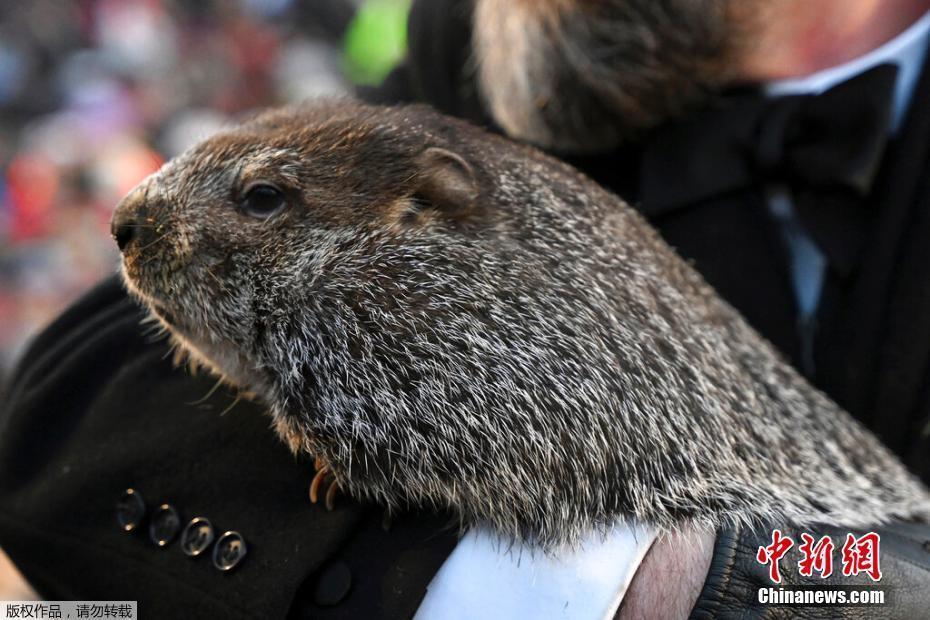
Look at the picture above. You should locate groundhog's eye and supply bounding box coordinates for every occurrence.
[242,184,286,218]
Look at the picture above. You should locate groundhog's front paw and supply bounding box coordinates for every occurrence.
[309,456,341,511]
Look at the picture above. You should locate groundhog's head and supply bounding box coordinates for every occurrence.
[112,101,529,407]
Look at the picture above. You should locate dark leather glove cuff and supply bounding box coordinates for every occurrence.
[689,521,930,619]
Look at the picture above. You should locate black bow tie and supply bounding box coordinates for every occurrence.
[639,63,899,277]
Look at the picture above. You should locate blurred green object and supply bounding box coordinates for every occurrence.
[343,0,411,86]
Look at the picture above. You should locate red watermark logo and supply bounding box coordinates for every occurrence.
[756,530,881,583]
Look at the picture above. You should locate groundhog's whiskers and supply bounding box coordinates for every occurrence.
[203,263,231,294]
[187,376,225,406]
[136,232,170,255]
[218,393,242,417]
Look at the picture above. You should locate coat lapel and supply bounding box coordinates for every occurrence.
[816,38,930,478]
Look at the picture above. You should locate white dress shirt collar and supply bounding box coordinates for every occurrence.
[766,10,930,132]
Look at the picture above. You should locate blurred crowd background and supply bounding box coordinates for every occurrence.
[0,0,411,380]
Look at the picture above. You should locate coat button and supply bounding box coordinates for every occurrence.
[149,504,181,547]
[213,531,247,572]
[116,488,146,532]
[313,561,352,606]
[180,517,215,557]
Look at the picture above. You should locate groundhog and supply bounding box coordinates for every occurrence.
[111,100,930,547]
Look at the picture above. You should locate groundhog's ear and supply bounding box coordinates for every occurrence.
[413,147,479,215]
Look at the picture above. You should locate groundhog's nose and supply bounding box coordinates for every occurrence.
[111,216,134,251]
[111,186,146,252]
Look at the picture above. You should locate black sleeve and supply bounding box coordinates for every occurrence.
[690,521,930,619]
[0,276,457,619]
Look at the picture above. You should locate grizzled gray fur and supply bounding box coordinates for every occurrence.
[113,101,930,547]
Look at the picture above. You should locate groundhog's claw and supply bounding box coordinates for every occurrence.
[309,465,328,503]
[309,458,341,510]
[325,478,339,511]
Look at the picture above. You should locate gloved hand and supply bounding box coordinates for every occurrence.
[689,521,930,619]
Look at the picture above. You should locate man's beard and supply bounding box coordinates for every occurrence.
[473,0,750,153]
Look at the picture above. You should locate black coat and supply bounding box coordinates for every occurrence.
[0,278,458,619]
[626,50,930,484]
